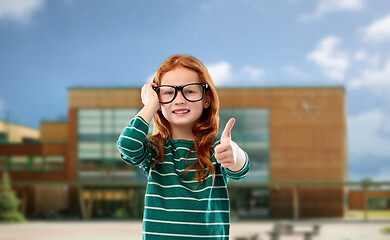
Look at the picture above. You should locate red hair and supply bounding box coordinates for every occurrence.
[147,54,220,184]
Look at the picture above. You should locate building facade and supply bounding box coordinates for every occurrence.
[0,86,347,219]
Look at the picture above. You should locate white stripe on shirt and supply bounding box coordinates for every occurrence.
[143,218,229,225]
[125,126,147,136]
[143,231,229,238]
[150,170,222,183]
[145,194,228,202]
[145,206,229,213]
[118,144,143,153]
[148,182,225,193]
[118,135,144,146]
[135,115,149,126]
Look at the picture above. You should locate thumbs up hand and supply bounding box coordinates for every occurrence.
[215,118,248,172]
[215,118,238,169]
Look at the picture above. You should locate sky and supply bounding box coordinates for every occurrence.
[0,0,389,182]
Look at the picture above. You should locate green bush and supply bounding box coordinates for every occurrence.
[0,171,26,223]
[383,227,390,234]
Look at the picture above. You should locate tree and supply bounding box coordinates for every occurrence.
[0,171,26,223]
[361,177,373,187]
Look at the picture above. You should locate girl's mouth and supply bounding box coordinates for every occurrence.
[172,109,190,115]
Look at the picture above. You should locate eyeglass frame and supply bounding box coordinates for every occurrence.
[152,83,209,104]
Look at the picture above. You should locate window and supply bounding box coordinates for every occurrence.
[0,155,65,172]
[368,197,390,210]
[33,156,44,170]
[22,137,39,143]
[45,156,64,171]
[0,132,8,143]
[219,108,270,218]
[0,155,8,170]
[77,108,143,182]
[77,108,269,184]
[219,108,269,183]
[10,156,29,171]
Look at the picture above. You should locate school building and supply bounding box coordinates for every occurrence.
[0,86,356,219]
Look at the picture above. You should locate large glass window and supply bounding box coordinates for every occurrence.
[368,197,390,210]
[219,108,269,182]
[0,155,64,172]
[10,156,29,171]
[77,107,269,218]
[219,108,269,218]
[46,156,65,171]
[77,109,143,182]
[77,108,269,185]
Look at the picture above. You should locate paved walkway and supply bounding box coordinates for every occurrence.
[0,220,389,240]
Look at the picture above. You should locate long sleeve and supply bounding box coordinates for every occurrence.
[224,152,249,180]
[117,115,154,174]
[212,138,250,181]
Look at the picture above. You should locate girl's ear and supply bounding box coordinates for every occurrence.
[203,92,211,109]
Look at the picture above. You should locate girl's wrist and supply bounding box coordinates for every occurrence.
[228,142,247,172]
[138,102,159,124]
[145,101,160,113]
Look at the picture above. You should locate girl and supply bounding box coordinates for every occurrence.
[117,54,249,239]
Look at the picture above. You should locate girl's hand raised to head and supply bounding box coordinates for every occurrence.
[215,118,247,172]
[141,83,160,111]
[138,83,161,124]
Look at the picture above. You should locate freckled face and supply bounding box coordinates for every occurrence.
[159,67,210,130]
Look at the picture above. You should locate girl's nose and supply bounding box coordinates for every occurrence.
[173,90,186,104]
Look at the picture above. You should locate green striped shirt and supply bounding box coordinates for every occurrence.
[117,116,249,240]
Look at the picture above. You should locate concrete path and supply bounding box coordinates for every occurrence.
[0,220,389,240]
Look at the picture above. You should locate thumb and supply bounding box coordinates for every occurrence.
[221,118,235,144]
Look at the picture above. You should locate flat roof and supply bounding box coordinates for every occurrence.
[40,121,67,124]
[0,120,39,130]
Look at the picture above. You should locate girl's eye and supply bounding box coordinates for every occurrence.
[163,90,174,95]
[185,90,195,94]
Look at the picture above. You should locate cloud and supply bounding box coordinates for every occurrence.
[348,109,390,159]
[362,13,390,42]
[307,35,350,81]
[353,49,380,67]
[0,0,45,25]
[240,66,264,82]
[207,62,265,86]
[300,0,364,20]
[349,166,390,182]
[206,62,233,86]
[145,74,154,84]
[353,49,368,61]
[349,58,390,97]
[347,109,390,181]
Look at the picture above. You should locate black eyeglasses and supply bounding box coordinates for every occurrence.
[153,83,208,104]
